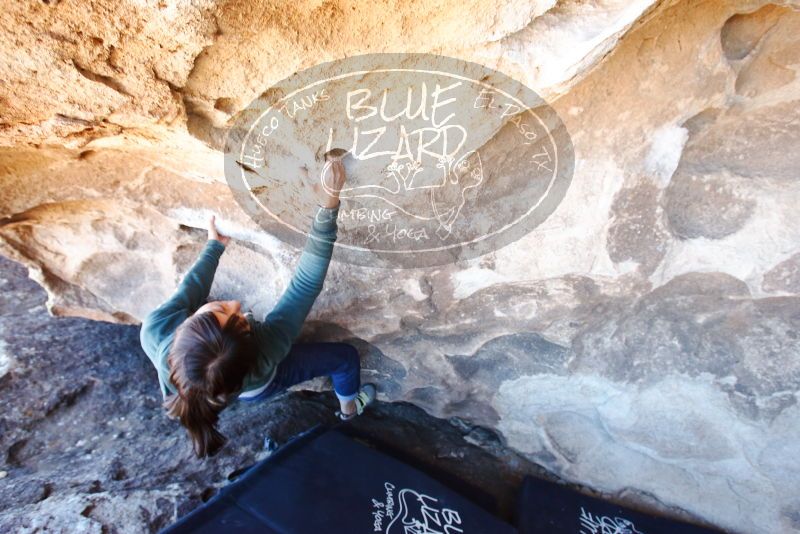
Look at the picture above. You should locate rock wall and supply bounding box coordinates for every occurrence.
[2,1,800,532]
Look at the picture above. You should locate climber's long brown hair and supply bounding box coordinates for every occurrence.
[164,311,257,458]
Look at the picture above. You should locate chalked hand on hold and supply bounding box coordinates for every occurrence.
[316,148,349,209]
[324,148,349,162]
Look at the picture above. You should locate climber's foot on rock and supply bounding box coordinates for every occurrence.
[336,383,376,421]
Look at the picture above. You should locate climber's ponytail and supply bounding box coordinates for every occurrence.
[165,311,256,458]
[164,386,227,457]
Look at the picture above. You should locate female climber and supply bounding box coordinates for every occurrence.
[138,150,376,458]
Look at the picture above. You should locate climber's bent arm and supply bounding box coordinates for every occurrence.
[139,239,226,357]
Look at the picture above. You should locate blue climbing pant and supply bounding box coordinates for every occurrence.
[239,342,361,403]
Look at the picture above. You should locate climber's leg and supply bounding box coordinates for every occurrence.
[240,342,362,412]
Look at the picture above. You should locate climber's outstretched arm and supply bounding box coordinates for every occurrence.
[259,205,339,354]
[253,154,346,362]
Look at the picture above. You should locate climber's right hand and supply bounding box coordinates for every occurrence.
[207,214,230,246]
[318,149,348,209]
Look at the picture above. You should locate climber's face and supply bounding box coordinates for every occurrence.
[195,300,249,331]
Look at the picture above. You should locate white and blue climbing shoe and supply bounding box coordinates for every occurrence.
[337,383,377,421]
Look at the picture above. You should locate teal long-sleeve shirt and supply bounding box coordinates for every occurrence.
[139,205,340,399]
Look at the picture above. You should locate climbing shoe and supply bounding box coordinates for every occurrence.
[337,383,376,421]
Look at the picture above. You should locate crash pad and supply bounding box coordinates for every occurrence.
[516,475,720,534]
[162,425,516,533]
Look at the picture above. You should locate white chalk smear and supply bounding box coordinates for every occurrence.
[402,278,429,301]
[166,207,293,262]
[451,267,509,299]
[645,124,689,188]
[0,338,11,377]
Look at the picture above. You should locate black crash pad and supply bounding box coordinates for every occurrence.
[162,426,516,533]
[517,476,720,534]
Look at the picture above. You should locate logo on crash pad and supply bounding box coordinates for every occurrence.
[224,53,574,268]
[371,481,463,533]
